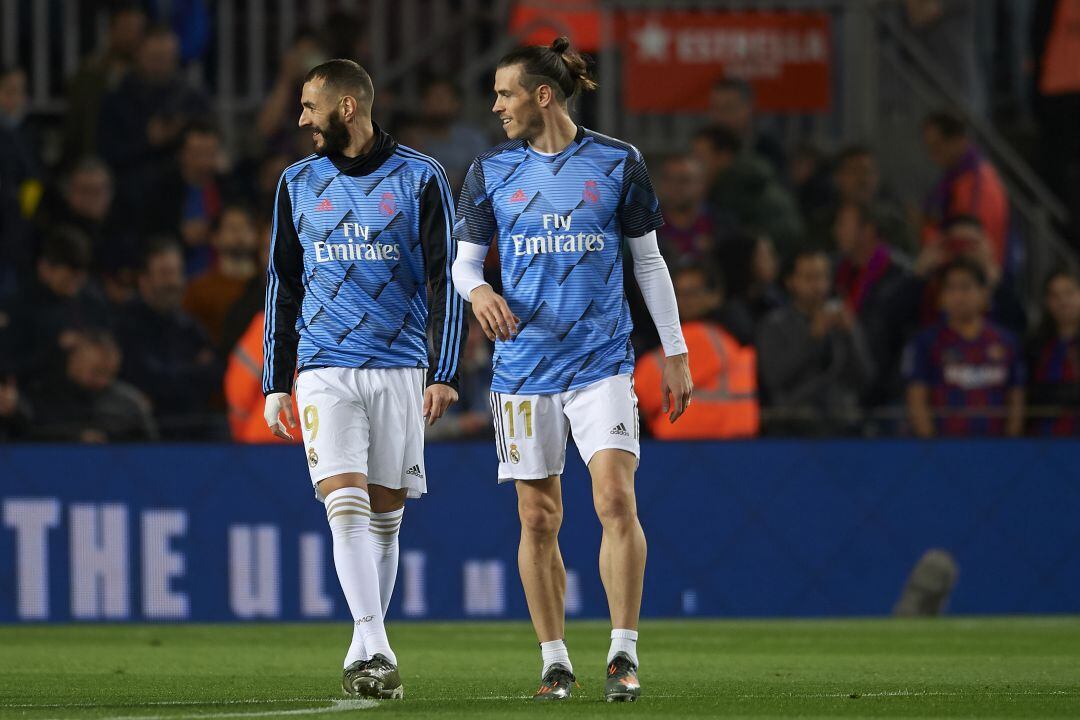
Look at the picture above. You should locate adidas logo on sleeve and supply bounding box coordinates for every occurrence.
[610,423,630,436]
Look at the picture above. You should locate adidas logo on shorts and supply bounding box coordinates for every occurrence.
[610,423,630,436]
[405,464,424,479]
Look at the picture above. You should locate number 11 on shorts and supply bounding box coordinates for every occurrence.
[503,400,533,439]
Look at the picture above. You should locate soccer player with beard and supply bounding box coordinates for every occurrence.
[451,38,692,702]
[262,59,465,699]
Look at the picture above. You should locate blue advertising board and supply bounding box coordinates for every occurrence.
[1,441,1077,622]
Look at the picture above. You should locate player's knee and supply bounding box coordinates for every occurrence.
[594,488,637,529]
[318,472,368,498]
[518,501,562,536]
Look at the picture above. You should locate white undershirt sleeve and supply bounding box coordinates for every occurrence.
[627,231,688,357]
[451,241,489,301]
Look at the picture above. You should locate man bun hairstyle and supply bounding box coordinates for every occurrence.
[498,36,598,104]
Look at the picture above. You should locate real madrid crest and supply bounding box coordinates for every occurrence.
[509,443,521,464]
[308,447,319,468]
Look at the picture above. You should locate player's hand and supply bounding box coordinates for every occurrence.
[264,392,297,440]
[469,285,520,341]
[423,383,459,426]
[661,352,693,423]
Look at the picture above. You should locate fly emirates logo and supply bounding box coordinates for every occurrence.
[314,222,401,263]
[512,213,605,256]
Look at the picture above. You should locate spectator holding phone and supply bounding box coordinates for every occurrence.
[757,249,875,436]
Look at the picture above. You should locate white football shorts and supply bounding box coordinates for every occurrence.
[294,367,427,500]
[489,373,640,482]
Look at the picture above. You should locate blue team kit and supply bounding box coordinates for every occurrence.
[454,127,664,394]
[264,125,661,398]
[263,125,465,395]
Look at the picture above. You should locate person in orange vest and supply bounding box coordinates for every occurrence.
[635,264,759,439]
[224,310,297,443]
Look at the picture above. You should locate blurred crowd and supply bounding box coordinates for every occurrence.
[1,0,1078,444]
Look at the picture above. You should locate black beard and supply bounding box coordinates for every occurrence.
[314,111,351,156]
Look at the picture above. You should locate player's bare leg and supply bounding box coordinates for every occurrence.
[367,484,407,513]
[321,472,403,700]
[516,476,565,640]
[516,476,575,699]
[589,449,645,701]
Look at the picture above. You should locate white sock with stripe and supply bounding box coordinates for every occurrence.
[540,639,573,678]
[369,507,404,617]
[608,628,638,666]
[324,487,396,667]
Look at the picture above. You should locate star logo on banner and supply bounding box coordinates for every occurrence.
[633,20,670,62]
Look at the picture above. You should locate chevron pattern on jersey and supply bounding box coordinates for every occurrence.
[299,164,335,198]
[454,128,663,395]
[280,151,450,375]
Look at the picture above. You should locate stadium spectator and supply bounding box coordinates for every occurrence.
[141,121,229,276]
[789,141,834,223]
[183,205,259,349]
[224,310,298,443]
[51,158,114,246]
[7,228,111,384]
[636,264,758,439]
[811,145,916,254]
[708,78,787,177]
[655,154,725,263]
[692,125,803,261]
[98,25,208,208]
[903,258,1025,438]
[1031,0,1080,245]
[255,28,327,153]
[757,249,875,436]
[1027,269,1080,435]
[713,231,784,346]
[922,111,1010,268]
[61,3,147,164]
[115,239,222,440]
[37,158,138,282]
[220,219,272,358]
[914,215,1028,336]
[425,315,493,441]
[27,329,157,443]
[416,77,490,190]
[901,0,984,112]
[833,202,921,407]
[0,65,42,297]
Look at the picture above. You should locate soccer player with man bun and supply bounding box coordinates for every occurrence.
[452,37,692,702]
[262,59,464,699]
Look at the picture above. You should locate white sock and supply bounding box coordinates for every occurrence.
[369,507,403,617]
[608,628,638,666]
[540,639,572,677]
[325,487,396,667]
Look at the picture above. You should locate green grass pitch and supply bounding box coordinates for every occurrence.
[1,618,1078,718]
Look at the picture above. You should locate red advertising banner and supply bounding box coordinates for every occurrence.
[509,1,602,53]
[620,11,832,113]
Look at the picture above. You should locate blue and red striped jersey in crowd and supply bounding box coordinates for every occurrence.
[1028,336,1080,436]
[902,321,1024,437]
